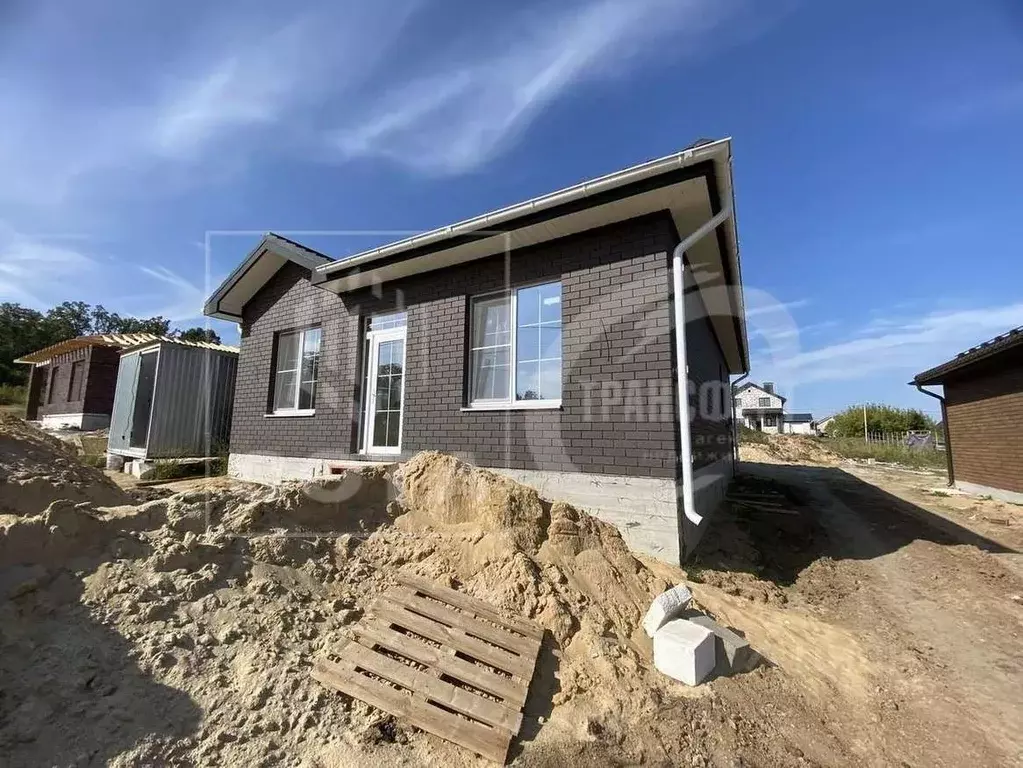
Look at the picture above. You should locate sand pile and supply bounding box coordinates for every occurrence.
[1,442,795,766]
[0,412,129,515]
[740,434,842,466]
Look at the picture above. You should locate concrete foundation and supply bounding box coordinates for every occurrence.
[956,480,1023,505]
[39,413,111,431]
[227,451,735,565]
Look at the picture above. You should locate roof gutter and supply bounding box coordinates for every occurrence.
[913,383,954,486]
[673,203,734,535]
[316,139,732,276]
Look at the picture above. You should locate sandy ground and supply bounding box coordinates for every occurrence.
[706,440,1023,767]
[4,411,1021,767]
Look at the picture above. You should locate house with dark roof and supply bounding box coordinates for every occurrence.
[733,381,786,433]
[204,138,749,563]
[913,326,1023,503]
[783,412,815,435]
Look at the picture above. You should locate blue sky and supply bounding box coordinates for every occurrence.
[1,0,1021,420]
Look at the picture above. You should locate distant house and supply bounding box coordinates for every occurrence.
[734,381,786,433]
[813,414,836,434]
[913,326,1023,503]
[783,412,815,435]
[15,334,168,430]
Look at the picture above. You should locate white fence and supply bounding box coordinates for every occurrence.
[863,430,945,451]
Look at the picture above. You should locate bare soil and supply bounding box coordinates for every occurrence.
[717,437,1023,766]
[4,413,1021,767]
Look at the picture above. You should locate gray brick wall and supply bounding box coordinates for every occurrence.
[232,213,730,479]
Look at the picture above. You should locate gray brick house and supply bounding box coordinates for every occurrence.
[205,138,749,562]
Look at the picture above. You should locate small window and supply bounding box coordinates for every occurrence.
[48,366,60,404]
[68,361,85,402]
[272,327,321,413]
[758,396,771,407]
[469,281,562,407]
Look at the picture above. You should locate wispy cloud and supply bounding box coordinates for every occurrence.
[0,227,96,306]
[331,0,751,174]
[753,301,1023,388]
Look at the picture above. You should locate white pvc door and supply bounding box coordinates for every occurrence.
[364,327,406,454]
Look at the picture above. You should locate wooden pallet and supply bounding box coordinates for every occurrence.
[312,574,544,763]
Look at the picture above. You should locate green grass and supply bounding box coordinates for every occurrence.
[821,437,948,471]
[0,384,26,407]
[738,424,771,445]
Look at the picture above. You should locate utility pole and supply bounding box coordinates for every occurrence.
[863,404,868,445]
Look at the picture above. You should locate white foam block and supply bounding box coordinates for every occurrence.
[642,585,693,637]
[653,619,716,686]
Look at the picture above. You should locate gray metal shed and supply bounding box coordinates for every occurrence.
[108,338,238,459]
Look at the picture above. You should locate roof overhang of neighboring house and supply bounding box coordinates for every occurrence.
[119,337,240,356]
[784,413,814,423]
[312,138,747,373]
[203,233,335,322]
[14,333,167,366]
[912,326,1023,385]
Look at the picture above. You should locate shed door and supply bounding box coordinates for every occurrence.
[130,350,159,449]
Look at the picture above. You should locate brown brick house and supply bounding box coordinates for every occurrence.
[205,138,749,562]
[914,326,1023,503]
[16,334,165,430]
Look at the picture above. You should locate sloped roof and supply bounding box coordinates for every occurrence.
[784,413,814,422]
[15,333,239,364]
[15,333,164,364]
[203,232,334,322]
[120,337,239,355]
[913,326,1023,385]
[733,381,788,404]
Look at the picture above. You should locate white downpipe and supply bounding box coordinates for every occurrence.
[672,205,733,527]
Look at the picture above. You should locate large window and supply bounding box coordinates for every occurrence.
[469,281,561,407]
[68,361,85,402]
[272,327,321,413]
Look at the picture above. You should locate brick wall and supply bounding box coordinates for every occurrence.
[34,345,122,418]
[232,213,731,479]
[944,355,1023,494]
[83,346,122,415]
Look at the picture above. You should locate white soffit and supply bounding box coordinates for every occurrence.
[214,252,287,319]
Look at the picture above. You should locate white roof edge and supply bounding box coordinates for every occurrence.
[317,138,732,275]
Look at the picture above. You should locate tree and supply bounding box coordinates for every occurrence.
[0,300,175,387]
[826,404,935,437]
[176,327,221,344]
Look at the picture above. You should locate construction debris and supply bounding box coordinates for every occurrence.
[653,620,716,686]
[642,584,693,637]
[314,574,543,763]
[687,613,761,676]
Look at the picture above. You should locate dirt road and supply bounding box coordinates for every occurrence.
[687,459,1023,767]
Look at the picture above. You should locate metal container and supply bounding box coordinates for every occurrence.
[107,339,238,460]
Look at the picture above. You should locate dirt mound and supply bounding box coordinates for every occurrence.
[0,452,812,767]
[740,434,842,466]
[0,412,129,515]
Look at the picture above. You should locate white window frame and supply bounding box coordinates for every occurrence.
[466,281,562,411]
[270,327,321,416]
[758,396,771,407]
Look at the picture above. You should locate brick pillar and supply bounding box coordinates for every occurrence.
[25,365,44,420]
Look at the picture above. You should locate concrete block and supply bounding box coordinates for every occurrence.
[653,620,715,686]
[643,585,693,637]
[687,613,761,675]
[129,460,157,480]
